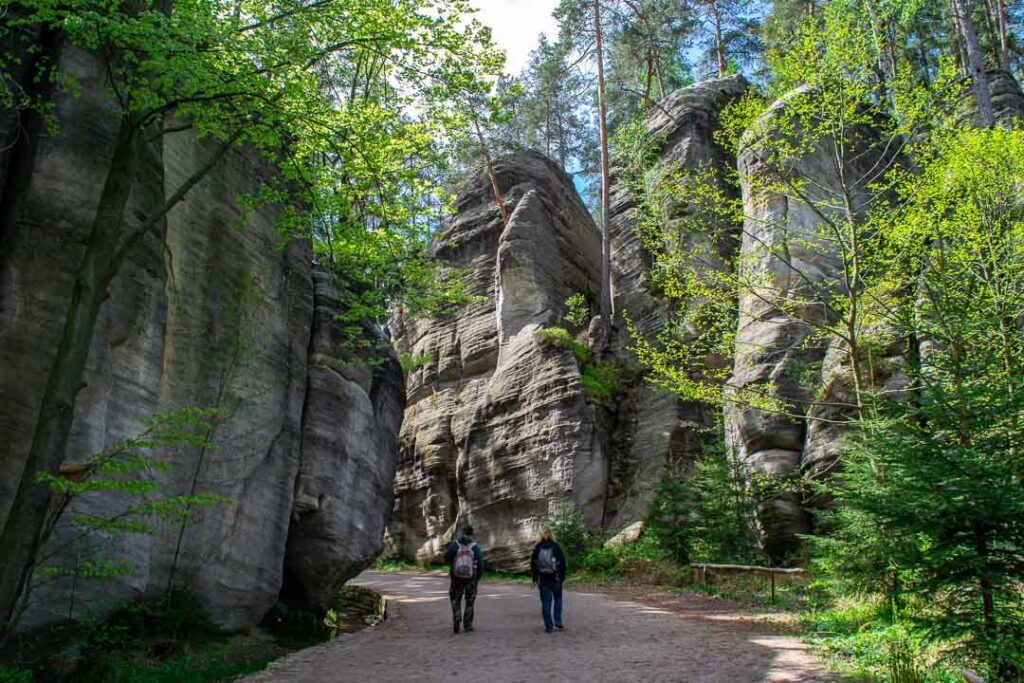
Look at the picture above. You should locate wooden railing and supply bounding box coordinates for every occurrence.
[690,563,805,603]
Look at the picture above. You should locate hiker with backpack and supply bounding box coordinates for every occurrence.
[530,528,567,633]
[444,523,484,634]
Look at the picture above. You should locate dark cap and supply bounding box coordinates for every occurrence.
[461,524,474,536]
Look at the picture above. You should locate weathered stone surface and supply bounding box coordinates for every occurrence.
[388,151,603,570]
[283,267,404,612]
[1,44,399,630]
[724,86,894,562]
[605,76,747,526]
[988,70,1024,124]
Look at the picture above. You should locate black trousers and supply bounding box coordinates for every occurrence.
[449,577,478,628]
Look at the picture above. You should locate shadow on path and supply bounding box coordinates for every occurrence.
[244,571,835,682]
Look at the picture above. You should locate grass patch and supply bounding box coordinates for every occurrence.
[798,596,964,683]
[535,326,620,401]
[535,326,589,364]
[369,556,432,572]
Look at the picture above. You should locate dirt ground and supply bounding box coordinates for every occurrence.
[243,571,835,682]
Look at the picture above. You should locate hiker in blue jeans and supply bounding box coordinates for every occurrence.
[530,528,567,633]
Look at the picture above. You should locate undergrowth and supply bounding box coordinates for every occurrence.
[0,586,382,682]
[535,326,619,401]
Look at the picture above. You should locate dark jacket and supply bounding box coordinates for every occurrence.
[530,540,567,584]
[444,535,484,581]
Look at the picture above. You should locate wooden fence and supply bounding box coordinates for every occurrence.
[690,563,805,603]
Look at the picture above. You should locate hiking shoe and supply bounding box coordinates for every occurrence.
[453,624,460,634]
[555,624,564,630]
[465,625,474,632]
[544,627,554,633]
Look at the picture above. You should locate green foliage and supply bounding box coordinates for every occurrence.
[644,469,698,565]
[15,409,230,629]
[399,353,432,373]
[2,0,505,336]
[645,446,763,568]
[809,124,1024,681]
[580,362,620,401]
[546,508,679,580]
[0,669,31,683]
[563,292,591,330]
[536,326,590,364]
[612,117,746,411]
[536,326,621,401]
[548,508,592,562]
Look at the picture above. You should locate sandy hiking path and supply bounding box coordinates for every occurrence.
[244,571,834,682]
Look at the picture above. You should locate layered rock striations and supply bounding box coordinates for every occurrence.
[605,76,747,526]
[388,151,603,570]
[388,79,749,567]
[0,45,401,629]
[283,268,404,612]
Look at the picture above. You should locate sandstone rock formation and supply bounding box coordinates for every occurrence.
[283,268,404,612]
[0,45,401,629]
[388,151,603,570]
[605,76,747,526]
[724,72,1024,562]
[723,88,882,561]
[388,79,750,568]
[988,70,1024,124]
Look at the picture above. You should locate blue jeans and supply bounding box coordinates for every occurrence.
[539,580,563,631]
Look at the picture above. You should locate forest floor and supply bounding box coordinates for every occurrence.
[242,571,837,682]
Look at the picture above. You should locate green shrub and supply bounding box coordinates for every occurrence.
[536,327,620,401]
[644,445,762,569]
[535,326,589,364]
[645,468,699,566]
[581,361,619,401]
[399,352,431,372]
[549,508,593,561]
[563,292,591,330]
[0,669,32,683]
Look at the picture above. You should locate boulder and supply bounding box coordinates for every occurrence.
[604,521,644,548]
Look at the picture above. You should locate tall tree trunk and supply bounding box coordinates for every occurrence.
[473,117,509,225]
[643,51,654,108]
[557,111,567,171]
[952,0,995,126]
[996,0,1009,68]
[864,0,894,104]
[708,0,726,77]
[594,0,613,332]
[0,115,140,631]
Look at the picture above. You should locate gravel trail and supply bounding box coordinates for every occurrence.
[244,571,834,682]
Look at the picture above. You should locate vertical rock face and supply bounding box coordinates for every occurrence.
[724,88,897,561]
[283,267,404,612]
[989,70,1024,124]
[731,73,1024,560]
[1,45,401,630]
[388,151,602,569]
[605,76,747,526]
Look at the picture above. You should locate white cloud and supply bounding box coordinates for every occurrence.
[468,0,560,76]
